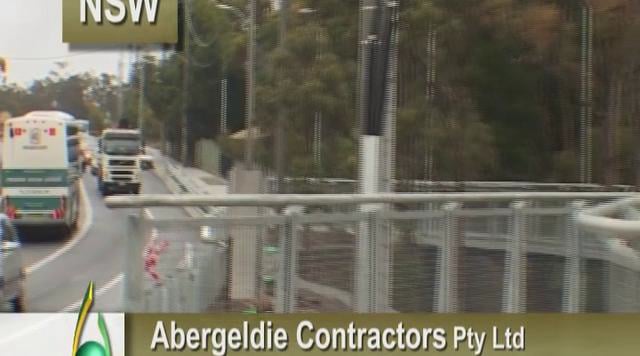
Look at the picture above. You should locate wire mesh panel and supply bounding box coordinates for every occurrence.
[525,208,570,312]
[135,216,230,312]
[143,242,227,312]
[256,223,282,312]
[579,227,640,312]
[582,258,609,312]
[458,209,510,312]
[580,230,612,312]
[293,213,362,312]
[385,210,443,312]
[605,241,640,312]
[226,221,260,308]
[526,253,565,312]
[607,263,640,312]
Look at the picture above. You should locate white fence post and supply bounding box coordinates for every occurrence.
[276,216,297,313]
[435,202,461,312]
[503,201,528,313]
[192,246,201,312]
[124,214,144,312]
[564,200,586,313]
[161,282,170,312]
[376,211,392,312]
[356,211,389,313]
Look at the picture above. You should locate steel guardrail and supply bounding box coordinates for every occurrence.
[577,196,640,238]
[106,192,634,208]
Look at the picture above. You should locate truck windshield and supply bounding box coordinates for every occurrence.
[68,138,79,163]
[103,139,140,156]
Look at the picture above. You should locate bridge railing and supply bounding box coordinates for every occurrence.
[577,197,640,312]
[107,192,639,313]
[263,177,636,194]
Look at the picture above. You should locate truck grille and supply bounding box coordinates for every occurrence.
[109,159,136,166]
[113,177,132,182]
[111,170,133,175]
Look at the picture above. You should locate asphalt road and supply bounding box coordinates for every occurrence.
[22,168,188,312]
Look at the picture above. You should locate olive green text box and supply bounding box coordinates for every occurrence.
[126,313,640,355]
[63,0,177,44]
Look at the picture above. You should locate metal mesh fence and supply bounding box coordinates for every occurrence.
[295,214,360,312]
[122,198,640,313]
[129,216,230,312]
[387,211,441,312]
[458,209,509,312]
[525,208,569,312]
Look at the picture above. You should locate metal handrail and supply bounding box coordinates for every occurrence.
[577,196,640,238]
[105,192,634,208]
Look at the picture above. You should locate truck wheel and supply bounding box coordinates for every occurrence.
[100,185,109,197]
[11,293,25,312]
[98,178,107,196]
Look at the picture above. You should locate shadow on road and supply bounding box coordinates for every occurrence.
[17,226,72,243]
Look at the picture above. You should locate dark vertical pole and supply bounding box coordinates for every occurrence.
[425,25,437,183]
[245,0,256,167]
[221,78,228,136]
[360,0,396,192]
[117,48,125,125]
[137,46,146,142]
[356,0,397,313]
[357,0,374,194]
[383,2,399,193]
[275,0,289,193]
[181,0,191,166]
[579,3,593,184]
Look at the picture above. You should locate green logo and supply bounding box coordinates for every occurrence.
[72,282,112,356]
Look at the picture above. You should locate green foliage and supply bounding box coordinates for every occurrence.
[3,0,640,185]
[0,68,117,132]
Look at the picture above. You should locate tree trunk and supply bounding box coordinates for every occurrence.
[603,77,621,185]
[632,74,640,188]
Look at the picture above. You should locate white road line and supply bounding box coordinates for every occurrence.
[144,208,159,241]
[61,273,124,312]
[25,180,93,275]
[61,211,154,312]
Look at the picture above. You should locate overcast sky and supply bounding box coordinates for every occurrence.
[0,0,135,87]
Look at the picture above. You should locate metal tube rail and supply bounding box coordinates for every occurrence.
[105,192,635,208]
[577,196,640,238]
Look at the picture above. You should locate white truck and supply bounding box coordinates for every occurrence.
[95,129,142,196]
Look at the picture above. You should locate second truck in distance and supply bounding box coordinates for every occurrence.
[94,129,142,196]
